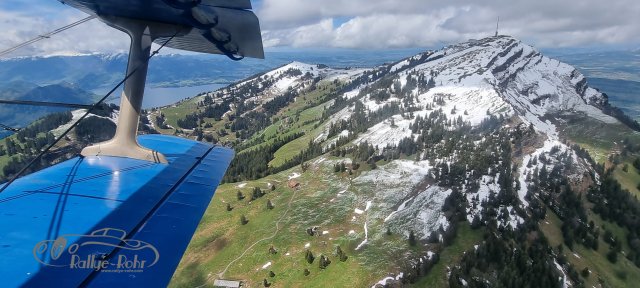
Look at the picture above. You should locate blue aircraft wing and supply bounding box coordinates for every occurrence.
[0,135,233,287]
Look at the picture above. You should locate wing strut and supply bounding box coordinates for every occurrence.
[58,0,264,162]
[81,18,185,163]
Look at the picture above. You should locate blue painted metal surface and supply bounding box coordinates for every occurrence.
[0,135,233,287]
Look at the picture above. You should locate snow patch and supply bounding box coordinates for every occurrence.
[466,174,507,223]
[386,186,452,240]
[355,221,368,250]
[371,272,404,288]
[288,173,301,180]
[384,197,413,222]
[554,259,569,288]
[52,109,118,137]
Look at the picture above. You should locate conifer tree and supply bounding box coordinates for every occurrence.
[409,230,417,246]
[318,254,331,269]
[252,187,264,200]
[305,249,315,264]
[336,245,348,262]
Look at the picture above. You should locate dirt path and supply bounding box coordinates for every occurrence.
[195,186,300,287]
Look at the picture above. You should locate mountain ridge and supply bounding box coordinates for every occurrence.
[157,36,640,287]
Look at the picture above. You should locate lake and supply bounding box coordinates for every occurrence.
[95,83,226,109]
[141,84,225,108]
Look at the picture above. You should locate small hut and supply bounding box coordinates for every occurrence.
[213,279,241,288]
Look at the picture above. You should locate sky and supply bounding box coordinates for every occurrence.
[1,0,639,57]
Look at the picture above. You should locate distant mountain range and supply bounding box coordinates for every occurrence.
[0,50,423,91]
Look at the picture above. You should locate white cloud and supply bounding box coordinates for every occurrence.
[0,9,128,57]
[332,12,459,49]
[258,0,640,49]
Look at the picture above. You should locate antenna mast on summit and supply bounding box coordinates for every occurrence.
[495,17,499,37]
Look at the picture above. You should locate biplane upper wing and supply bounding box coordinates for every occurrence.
[0,135,234,287]
[63,0,264,58]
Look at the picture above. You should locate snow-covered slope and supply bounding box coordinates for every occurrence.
[330,36,616,144]
[191,61,369,118]
[304,36,615,240]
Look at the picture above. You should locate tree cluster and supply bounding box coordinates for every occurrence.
[588,171,640,267]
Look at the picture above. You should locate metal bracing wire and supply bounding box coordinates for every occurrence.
[0,15,97,58]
